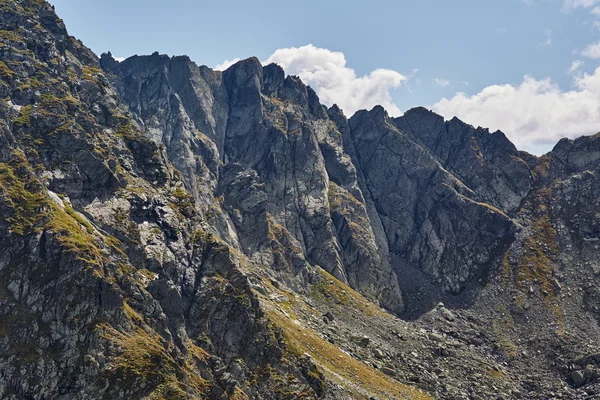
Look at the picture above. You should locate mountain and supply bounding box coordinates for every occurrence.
[1,1,599,399]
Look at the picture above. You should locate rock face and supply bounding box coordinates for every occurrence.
[2,1,600,399]
[346,107,518,298]
[101,52,405,314]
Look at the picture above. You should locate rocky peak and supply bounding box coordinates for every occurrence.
[261,62,284,96]
[550,133,600,175]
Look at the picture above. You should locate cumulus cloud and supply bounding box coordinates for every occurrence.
[264,44,407,116]
[582,40,600,58]
[214,58,242,71]
[433,68,600,154]
[114,56,126,62]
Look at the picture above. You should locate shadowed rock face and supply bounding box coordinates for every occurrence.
[395,107,533,214]
[346,107,519,298]
[4,1,600,399]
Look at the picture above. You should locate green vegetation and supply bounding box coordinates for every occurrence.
[491,305,517,359]
[39,92,79,108]
[308,268,387,318]
[0,152,115,269]
[82,66,103,84]
[116,121,138,140]
[98,318,210,397]
[0,29,22,42]
[170,186,194,215]
[506,180,566,333]
[0,152,48,235]
[266,306,432,400]
[533,154,551,178]
[18,77,43,91]
[0,61,14,80]
[14,105,32,127]
[64,203,94,234]
[327,181,361,210]
[516,212,558,296]
[46,204,104,266]
[104,235,126,257]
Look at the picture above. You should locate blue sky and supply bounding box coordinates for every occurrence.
[49,0,600,154]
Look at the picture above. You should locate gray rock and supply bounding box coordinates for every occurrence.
[569,370,586,388]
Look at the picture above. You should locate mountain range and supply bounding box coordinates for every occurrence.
[1,1,600,399]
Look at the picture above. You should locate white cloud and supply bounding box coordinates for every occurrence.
[538,28,552,48]
[592,5,600,14]
[563,0,600,9]
[264,44,407,116]
[214,58,242,71]
[432,78,451,87]
[114,56,126,63]
[568,60,585,74]
[433,68,600,154]
[581,40,600,58]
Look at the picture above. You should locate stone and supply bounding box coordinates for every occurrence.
[569,370,586,388]
[428,332,445,342]
[358,336,371,347]
[373,348,385,359]
[324,311,335,321]
[440,308,456,322]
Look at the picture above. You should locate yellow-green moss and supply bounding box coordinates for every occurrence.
[266,307,432,400]
[533,155,551,178]
[39,92,79,108]
[0,61,14,80]
[491,305,517,359]
[82,66,103,84]
[116,121,137,140]
[487,367,504,380]
[511,185,565,333]
[18,77,43,91]
[46,205,104,266]
[14,105,32,127]
[0,152,48,235]
[98,324,210,397]
[0,29,22,42]
[309,268,389,319]
[171,187,194,213]
[516,214,558,296]
[327,181,361,210]
[103,235,127,257]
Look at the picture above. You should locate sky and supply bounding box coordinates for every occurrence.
[48,0,600,154]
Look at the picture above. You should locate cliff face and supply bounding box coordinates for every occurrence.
[2,1,600,399]
[101,52,405,314]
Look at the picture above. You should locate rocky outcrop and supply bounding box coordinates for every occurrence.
[345,106,517,296]
[102,53,405,314]
[394,107,533,214]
